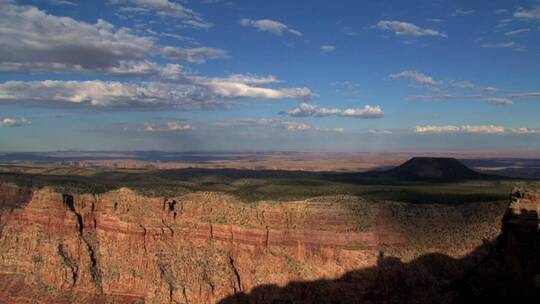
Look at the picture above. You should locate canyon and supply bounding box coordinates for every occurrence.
[0,181,536,303]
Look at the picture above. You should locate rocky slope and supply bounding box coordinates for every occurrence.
[0,182,524,303]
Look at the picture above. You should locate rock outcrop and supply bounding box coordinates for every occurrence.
[0,183,519,303]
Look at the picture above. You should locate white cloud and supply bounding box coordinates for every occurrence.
[481,87,498,93]
[369,129,392,134]
[284,103,383,119]
[106,61,181,77]
[374,20,447,38]
[461,125,507,134]
[0,2,223,75]
[514,6,540,20]
[143,120,193,132]
[480,42,515,48]
[389,71,442,86]
[218,74,280,85]
[505,28,530,36]
[414,125,536,134]
[452,9,475,16]
[0,2,157,74]
[0,117,31,127]
[510,92,540,98]
[49,0,77,5]
[162,46,229,64]
[340,106,384,118]
[217,118,344,133]
[193,75,313,100]
[451,81,476,89]
[320,45,336,53]
[240,18,302,36]
[509,128,539,134]
[110,0,212,28]
[483,98,513,105]
[408,93,454,101]
[415,125,461,134]
[159,32,191,41]
[285,102,317,117]
[0,75,312,109]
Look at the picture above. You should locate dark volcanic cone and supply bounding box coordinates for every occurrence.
[384,157,485,181]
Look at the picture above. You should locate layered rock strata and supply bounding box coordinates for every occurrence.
[0,183,510,303]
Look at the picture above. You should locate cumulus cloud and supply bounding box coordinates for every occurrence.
[143,120,194,132]
[0,74,312,109]
[0,117,31,127]
[340,106,384,118]
[514,6,540,20]
[414,125,536,134]
[320,45,336,53]
[460,125,507,134]
[374,20,447,38]
[192,76,313,100]
[0,2,224,75]
[240,18,302,36]
[110,0,212,28]
[283,103,383,119]
[389,71,442,86]
[162,46,229,64]
[483,98,513,105]
[0,2,157,74]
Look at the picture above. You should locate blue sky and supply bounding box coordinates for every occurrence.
[0,0,539,152]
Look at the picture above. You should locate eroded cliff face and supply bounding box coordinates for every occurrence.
[0,183,510,303]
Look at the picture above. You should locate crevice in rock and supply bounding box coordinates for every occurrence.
[265,226,269,248]
[228,256,243,292]
[168,200,177,212]
[182,286,189,304]
[62,194,102,292]
[57,243,79,288]
[63,194,83,235]
[169,284,174,303]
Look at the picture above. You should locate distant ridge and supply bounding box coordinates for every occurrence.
[384,157,484,181]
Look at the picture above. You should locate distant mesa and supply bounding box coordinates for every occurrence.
[383,157,486,181]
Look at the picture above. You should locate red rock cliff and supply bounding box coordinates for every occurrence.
[0,183,508,303]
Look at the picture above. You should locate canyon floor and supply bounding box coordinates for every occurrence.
[0,156,539,303]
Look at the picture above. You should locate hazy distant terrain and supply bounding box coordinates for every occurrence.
[1,155,538,204]
[2,151,540,178]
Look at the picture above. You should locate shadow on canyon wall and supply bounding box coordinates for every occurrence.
[219,210,539,304]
